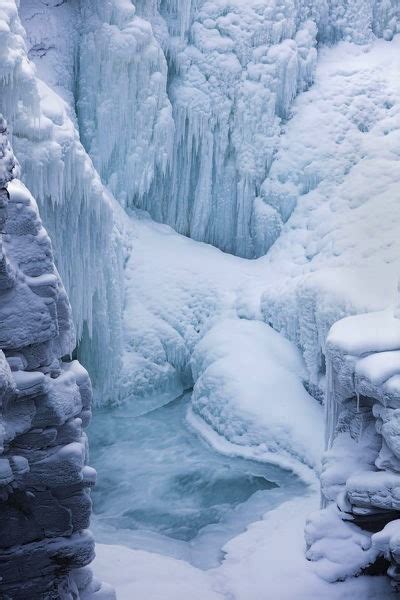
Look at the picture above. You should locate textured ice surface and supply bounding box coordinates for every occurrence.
[89,393,304,568]
[191,318,323,471]
[1,0,126,402]
[3,0,400,406]
[76,0,400,258]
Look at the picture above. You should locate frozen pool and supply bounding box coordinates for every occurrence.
[89,393,305,568]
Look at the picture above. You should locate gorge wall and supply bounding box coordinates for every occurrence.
[0,119,113,599]
[306,309,400,589]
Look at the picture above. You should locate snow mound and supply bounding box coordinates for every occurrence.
[191,318,323,470]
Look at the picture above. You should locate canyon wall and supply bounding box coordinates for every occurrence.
[0,118,113,599]
[306,309,400,589]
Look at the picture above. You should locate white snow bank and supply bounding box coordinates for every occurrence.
[328,311,400,358]
[191,318,323,470]
[305,504,380,582]
[94,544,224,600]
[95,493,396,600]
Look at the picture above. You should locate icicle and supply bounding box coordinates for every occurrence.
[325,353,340,451]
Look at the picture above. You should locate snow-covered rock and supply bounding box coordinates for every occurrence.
[308,307,400,588]
[0,119,114,599]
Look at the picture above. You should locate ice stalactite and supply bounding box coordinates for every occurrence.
[0,117,114,599]
[136,1,319,258]
[78,0,174,211]
[76,0,400,260]
[0,1,126,403]
[324,355,339,452]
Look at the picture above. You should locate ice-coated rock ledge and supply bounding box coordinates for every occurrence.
[306,307,400,589]
[0,119,114,599]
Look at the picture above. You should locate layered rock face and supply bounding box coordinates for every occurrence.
[0,119,113,599]
[306,308,400,588]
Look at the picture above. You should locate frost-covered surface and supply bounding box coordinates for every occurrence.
[260,35,400,385]
[121,31,400,409]
[191,318,323,471]
[137,0,318,258]
[78,0,174,209]
[1,0,400,596]
[307,308,400,587]
[0,0,126,402]
[94,494,396,599]
[76,0,400,258]
[120,213,321,472]
[0,119,114,599]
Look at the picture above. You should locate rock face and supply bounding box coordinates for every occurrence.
[306,308,400,588]
[0,118,114,599]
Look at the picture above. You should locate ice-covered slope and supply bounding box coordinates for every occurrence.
[4,0,400,405]
[121,32,400,398]
[260,35,400,386]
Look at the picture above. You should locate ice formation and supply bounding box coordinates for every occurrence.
[0,119,114,599]
[190,318,323,471]
[76,0,399,258]
[0,0,126,402]
[1,0,400,596]
[306,308,400,588]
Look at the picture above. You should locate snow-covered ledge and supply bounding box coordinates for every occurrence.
[0,118,114,599]
[306,307,400,588]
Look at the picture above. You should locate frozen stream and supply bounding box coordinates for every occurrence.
[89,393,305,569]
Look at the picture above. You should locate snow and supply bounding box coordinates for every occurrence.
[191,318,323,470]
[260,35,400,384]
[305,503,381,582]
[328,311,400,357]
[2,0,400,597]
[94,493,396,600]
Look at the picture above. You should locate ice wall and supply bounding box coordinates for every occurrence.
[78,0,174,209]
[77,0,400,258]
[0,118,114,599]
[78,0,319,257]
[0,1,126,403]
[259,32,400,392]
